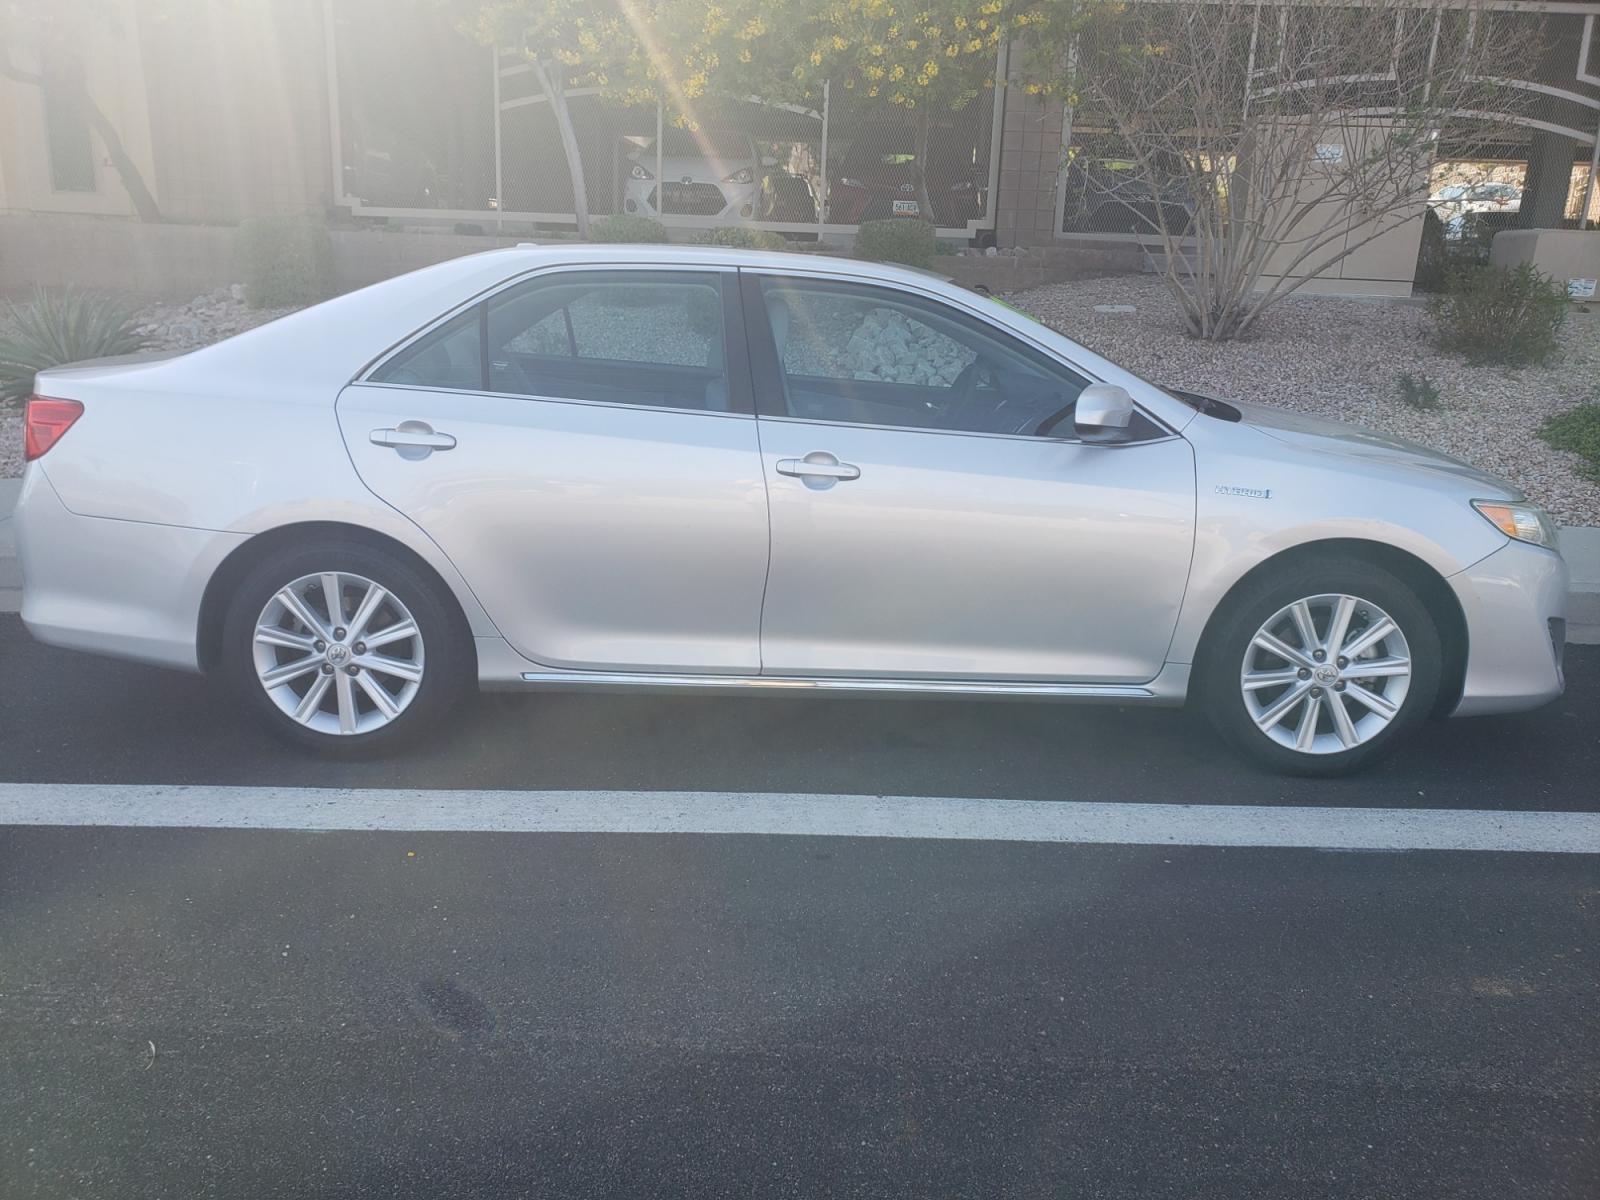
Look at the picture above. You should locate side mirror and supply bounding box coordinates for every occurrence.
[1074,383,1135,437]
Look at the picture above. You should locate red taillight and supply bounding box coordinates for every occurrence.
[23,396,84,461]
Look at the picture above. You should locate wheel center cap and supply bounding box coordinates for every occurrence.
[1314,664,1340,684]
[327,643,351,666]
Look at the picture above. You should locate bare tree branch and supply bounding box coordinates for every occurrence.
[1037,0,1543,340]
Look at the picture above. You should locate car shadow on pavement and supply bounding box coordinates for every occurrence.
[1,618,1594,811]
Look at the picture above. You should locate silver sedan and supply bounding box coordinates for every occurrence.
[12,245,1568,773]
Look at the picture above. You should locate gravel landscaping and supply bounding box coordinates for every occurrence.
[4,275,1598,529]
[1011,275,1600,526]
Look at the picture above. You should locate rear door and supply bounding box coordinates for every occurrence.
[338,267,770,673]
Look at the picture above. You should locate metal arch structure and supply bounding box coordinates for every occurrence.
[320,0,1006,243]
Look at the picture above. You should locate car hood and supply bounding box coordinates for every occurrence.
[634,154,755,179]
[1229,399,1521,498]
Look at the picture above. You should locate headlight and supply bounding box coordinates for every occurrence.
[630,163,653,181]
[838,177,867,190]
[723,167,754,185]
[1472,500,1558,549]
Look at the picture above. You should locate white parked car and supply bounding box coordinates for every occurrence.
[1430,181,1522,224]
[623,128,766,221]
[12,245,1568,773]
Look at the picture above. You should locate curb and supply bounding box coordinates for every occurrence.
[1560,527,1600,641]
[0,476,1596,640]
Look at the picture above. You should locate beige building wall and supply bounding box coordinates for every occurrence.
[136,0,332,222]
[1247,117,1427,300]
[0,0,332,224]
[1490,228,1600,292]
[0,0,159,219]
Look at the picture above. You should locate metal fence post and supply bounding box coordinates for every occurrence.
[1582,114,1600,230]
[818,80,830,235]
[492,47,504,236]
[656,97,665,220]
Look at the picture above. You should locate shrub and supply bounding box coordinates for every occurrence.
[1428,263,1567,367]
[1395,372,1442,411]
[1539,403,1600,482]
[589,216,669,243]
[237,215,334,308]
[0,289,149,404]
[853,218,936,269]
[690,226,789,251]
[1412,209,1447,293]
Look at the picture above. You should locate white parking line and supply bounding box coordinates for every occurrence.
[0,784,1596,853]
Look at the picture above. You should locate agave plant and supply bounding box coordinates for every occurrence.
[0,289,150,404]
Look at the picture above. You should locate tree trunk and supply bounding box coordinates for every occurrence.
[913,108,936,225]
[529,57,589,238]
[0,49,163,222]
[78,86,163,221]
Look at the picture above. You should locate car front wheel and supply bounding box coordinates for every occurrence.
[220,539,471,756]
[1200,558,1442,776]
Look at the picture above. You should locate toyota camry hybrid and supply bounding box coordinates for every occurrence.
[12,245,1568,773]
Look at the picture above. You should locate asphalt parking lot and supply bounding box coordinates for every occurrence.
[2,617,1597,1199]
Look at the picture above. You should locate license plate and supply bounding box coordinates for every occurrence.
[892,199,921,216]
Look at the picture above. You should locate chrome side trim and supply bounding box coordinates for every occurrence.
[515,670,1156,699]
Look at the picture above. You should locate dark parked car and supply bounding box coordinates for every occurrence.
[1061,155,1194,234]
[824,137,986,226]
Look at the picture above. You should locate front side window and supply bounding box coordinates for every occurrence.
[755,278,1092,437]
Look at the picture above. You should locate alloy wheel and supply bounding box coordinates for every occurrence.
[251,571,425,736]
[1239,593,1412,756]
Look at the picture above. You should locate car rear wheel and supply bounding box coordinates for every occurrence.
[220,539,471,756]
[1199,557,1442,776]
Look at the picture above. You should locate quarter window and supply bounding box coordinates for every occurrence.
[755,278,1094,438]
[370,307,482,390]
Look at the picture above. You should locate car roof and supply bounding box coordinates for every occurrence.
[141,242,1195,430]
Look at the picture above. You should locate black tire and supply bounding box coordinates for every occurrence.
[220,538,473,757]
[1197,556,1442,777]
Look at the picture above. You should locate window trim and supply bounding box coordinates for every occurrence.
[360,265,755,417]
[738,269,1175,444]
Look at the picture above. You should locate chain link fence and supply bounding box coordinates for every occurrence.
[1053,1,1600,286]
[327,4,1001,241]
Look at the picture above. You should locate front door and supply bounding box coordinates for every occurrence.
[339,268,770,673]
[745,273,1195,683]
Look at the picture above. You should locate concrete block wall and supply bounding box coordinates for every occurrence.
[0,216,531,300]
[0,212,1155,308]
[994,88,1067,248]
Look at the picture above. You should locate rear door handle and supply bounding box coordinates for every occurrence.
[777,452,860,482]
[370,422,456,453]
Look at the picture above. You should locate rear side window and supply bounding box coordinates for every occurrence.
[370,307,483,390]
[485,271,736,412]
[371,270,742,414]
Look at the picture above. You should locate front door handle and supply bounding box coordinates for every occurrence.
[777,452,860,482]
[370,422,456,458]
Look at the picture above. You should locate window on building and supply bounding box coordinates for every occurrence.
[41,47,97,193]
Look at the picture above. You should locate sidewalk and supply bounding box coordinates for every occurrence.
[0,475,1596,639]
